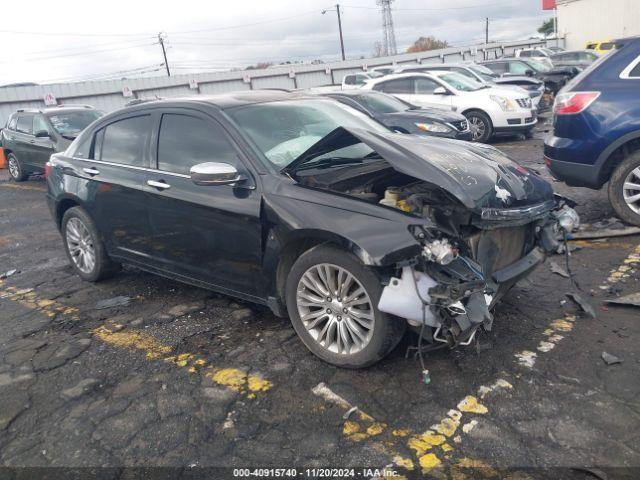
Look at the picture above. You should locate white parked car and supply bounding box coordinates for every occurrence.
[341,71,383,90]
[514,48,554,69]
[362,71,537,143]
[368,65,395,75]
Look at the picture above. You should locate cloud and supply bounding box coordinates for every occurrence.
[0,0,552,84]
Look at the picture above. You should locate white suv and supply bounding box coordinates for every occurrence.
[362,71,537,143]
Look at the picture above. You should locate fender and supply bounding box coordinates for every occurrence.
[595,129,640,184]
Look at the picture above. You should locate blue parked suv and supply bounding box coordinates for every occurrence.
[544,36,640,225]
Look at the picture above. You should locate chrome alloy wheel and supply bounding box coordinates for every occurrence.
[296,263,374,355]
[65,217,96,274]
[469,116,486,141]
[623,166,640,215]
[8,157,20,179]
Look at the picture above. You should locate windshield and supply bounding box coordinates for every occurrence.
[525,59,550,72]
[367,71,384,79]
[47,110,102,137]
[353,93,409,114]
[228,99,387,169]
[438,72,485,92]
[468,65,496,82]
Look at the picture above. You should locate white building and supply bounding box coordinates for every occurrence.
[557,0,640,50]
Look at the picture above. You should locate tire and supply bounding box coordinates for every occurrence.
[608,151,640,226]
[7,153,28,182]
[524,128,535,139]
[285,244,406,368]
[61,206,119,281]
[464,110,494,143]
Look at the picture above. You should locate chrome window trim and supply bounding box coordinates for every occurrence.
[73,157,191,179]
[620,54,640,79]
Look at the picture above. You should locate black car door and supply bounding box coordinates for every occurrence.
[31,114,56,169]
[144,109,263,298]
[79,114,153,261]
[12,113,35,167]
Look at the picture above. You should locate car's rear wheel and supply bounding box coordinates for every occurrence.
[7,153,27,182]
[608,151,640,226]
[61,207,119,281]
[285,245,405,368]
[465,110,493,143]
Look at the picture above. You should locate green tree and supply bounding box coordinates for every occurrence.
[406,36,449,53]
[538,18,555,38]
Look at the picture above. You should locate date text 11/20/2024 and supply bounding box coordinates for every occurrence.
[232,468,400,478]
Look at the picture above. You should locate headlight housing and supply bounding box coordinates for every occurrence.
[415,122,452,133]
[490,95,516,111]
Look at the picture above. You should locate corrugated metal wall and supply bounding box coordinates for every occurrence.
[557,0,640,50]
[0,39,551,125]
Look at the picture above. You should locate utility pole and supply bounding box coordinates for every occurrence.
[158,32,171,77]
[323,5,345,60]
[336,4,345,61]
[485,17,489,44]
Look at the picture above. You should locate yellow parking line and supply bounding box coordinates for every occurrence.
[599,243,640,289]
[0,183,46,192]
[93,325,272,397]
[0,286,79,319]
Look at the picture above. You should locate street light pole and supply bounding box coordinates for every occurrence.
[323,4,346,61]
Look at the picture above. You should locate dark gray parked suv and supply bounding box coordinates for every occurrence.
[2,105,102,181]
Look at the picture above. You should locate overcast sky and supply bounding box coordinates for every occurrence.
[0,0,552,85]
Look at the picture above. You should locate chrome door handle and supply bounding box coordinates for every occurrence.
[147,180,171,190]
[83,167,100,176]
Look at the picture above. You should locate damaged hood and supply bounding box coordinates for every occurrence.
[287,127,554,211]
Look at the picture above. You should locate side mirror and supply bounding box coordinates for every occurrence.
[190,162,245,186]
[35,130,50,138]
[525,69,534,77]
[433,86,448,95]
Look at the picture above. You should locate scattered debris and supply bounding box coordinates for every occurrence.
[311,382,351,409]
[572,226,640,240]
[549,261,570,278]
[343,406,358,420]
[231,308,253,321]
[95,296,131,310]
[0,269,18,279]
[605,292,640,308]
[422,369,431,385]
[167,301,205,317]
[565,292,597,318]
[601,352,622,366]
[515,350,537,368]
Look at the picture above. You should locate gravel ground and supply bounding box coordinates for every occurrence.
[0,122,639,480]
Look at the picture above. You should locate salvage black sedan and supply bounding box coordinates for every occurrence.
[320,90,472,140]
[46,91,578,368]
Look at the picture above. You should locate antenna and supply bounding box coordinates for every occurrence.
[377,0,397,56]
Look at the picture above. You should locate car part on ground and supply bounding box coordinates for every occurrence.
[544,36,640,226]
[47,92,578,367]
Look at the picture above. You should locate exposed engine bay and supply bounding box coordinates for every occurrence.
[292,135,580,349]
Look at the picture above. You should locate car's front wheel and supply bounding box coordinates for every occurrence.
[465,110,493,143]
[61,207,119,281]
[609,151,640,226]
[285,245,405,368]
[7,153,27,182]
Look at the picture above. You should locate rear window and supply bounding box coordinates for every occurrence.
[600,42,615,51]
[47,110,102,137]
[96,115,150,166]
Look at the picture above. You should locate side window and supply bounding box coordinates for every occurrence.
[16,114,34,134]
[344,75,355,85]
[157,114,238,175]
[72,133,93,159]
[414,77,439,94]
[7,114,17,130]
[509,62,530,75]
[33,115,49,135]
[487,62,506,74]
[98,115,150,166]
[376,78,412,94]
[519,50,532,57]
[629,61,640,78]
